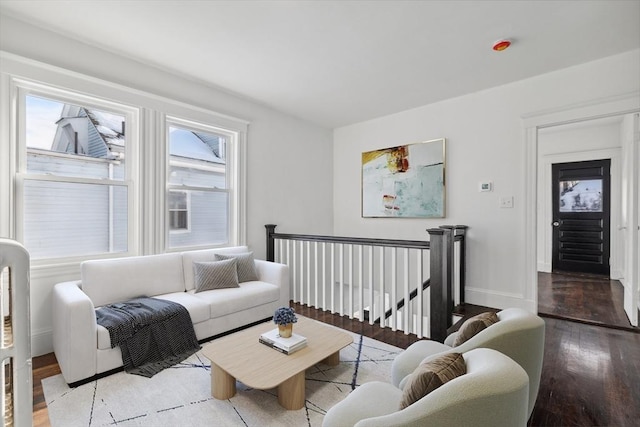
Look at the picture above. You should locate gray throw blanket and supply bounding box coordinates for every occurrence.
[96,297,200,378]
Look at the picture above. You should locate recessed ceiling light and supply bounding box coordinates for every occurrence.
[492,39,512,51]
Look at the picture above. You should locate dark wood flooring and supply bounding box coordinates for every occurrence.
[31,301,640,426]
[530,316,640,427]
[538,271,638,331]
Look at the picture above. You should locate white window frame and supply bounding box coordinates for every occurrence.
[11,78,140,266]
[1,52,247,268]
[164,115,243,251]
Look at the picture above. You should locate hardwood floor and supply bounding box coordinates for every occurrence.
[529,316,640,427]
[31,301,639,426]
[538,271,637,331]
[32,353,59,427]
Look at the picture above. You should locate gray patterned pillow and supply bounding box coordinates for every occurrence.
[214,252,259,283]
[193,259,239,292]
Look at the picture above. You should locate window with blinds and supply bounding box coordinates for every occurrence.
[167,121,229,249]
[10,75,245,264]
[21,93,131,260]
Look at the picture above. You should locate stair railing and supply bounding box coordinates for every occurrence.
[265,224,467,341]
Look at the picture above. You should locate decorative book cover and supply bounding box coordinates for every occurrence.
[259,328,307,354]
[259,337,307,355]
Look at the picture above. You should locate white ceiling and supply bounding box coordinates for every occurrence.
[1,0,639,128]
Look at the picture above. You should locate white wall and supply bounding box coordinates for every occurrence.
[0,14,334,355]
[333,50,640,312]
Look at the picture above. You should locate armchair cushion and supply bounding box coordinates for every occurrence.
[399,352,466,409]
[453,311,499,346]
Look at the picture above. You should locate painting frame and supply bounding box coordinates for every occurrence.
[361,138,446,218]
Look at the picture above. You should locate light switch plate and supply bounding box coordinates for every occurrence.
[499,196,514,208]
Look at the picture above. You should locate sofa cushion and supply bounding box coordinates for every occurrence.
[191,281,280,319]
[194,259,239,292]
[453,311,500,346]
[182,246,251,291]
[215,252,259,282]
[154,292,210,324]
[399,352,466,409]
[82,253,184,307]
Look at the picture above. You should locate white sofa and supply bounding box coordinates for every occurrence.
[52,246,289,385]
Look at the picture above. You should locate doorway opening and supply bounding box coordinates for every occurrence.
[533,113,638,330]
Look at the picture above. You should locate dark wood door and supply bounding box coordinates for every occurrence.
[552,159,611,275]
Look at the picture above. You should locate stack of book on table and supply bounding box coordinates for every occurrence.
[259,329,308,355]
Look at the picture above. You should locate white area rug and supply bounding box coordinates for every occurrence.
[43,330,401,426]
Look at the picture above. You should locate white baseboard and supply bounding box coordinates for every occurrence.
[465,287,536,313]
[537,262,551,273]
[32,328,53,357]
[610,268,624,281]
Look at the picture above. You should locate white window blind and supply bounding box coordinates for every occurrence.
[19,92,133,260]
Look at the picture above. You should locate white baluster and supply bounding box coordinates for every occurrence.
[391,247,397,331]
[290,240,296,303]
[330,243,335,314]
[379,247,385,328]
[403,247,410,335]
[339,243,344,317]
[314,241,318,309]
[306,240,311,307]
[368,246,374,325]
[299,240,304,305]
[348,244,354,319]
[321,242,326,312]
[358,245,364,322]
[416,250,424,338]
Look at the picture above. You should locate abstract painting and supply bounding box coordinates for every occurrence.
[362,138,445,217]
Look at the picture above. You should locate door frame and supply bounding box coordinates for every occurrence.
[522,92,639,319]
[538,149,621,277]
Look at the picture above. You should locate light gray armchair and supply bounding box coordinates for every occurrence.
[322,348,530,427]
[391,308,545,418]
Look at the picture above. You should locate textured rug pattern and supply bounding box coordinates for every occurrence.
[43,330,401,426]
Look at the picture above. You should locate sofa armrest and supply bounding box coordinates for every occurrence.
[52,281,98,384]
[254,259,290,307]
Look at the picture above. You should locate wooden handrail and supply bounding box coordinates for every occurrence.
[266,225,430,254]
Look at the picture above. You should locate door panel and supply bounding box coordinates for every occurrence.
[552,159,611,275]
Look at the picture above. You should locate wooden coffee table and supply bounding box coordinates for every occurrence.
[202,316,353,410]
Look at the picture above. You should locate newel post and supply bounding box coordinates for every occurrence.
[427,228,452,343]
[439,225,455,313]
[455,225,468,305]
[265,224,277,262]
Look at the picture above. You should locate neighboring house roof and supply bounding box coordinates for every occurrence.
[86,109,125,148]
[169,128,225,164]
[51,105,124,159]
[51,104,224,164]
